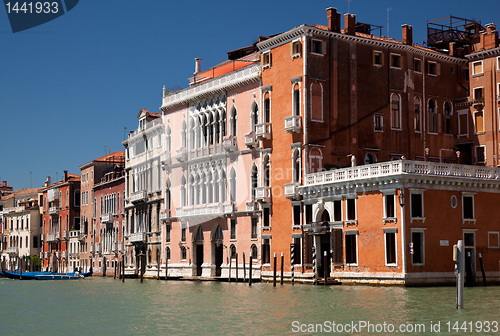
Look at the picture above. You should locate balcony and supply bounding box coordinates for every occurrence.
[44,252,48,259]
[130,190,147,204]
[130,232,147,243]
[284,115,302,133]
[69,252,78,258]
[176,147,188,162]
[244,131,259,148]
[284,182,301,200]
[62,251,67,259]
[160,209,170,221]
[95,243,101,254]
[118,242,124,252]
[101,213,113,224]
[175,202,227,219]
[112,242,118,253]
[40,233,44,242]
[6,247,18,255]
[255,122,272,140]
[90,243,94,253]
[46,233,57,242]
[246,200,258,212]
[160,152,172,166]
[223,135,238,152]
[472,98,484,109]
[255,186,272,203]
[49,206,60,216]
[69,230,79,238]
[223,201,235,214]
[78,231,86,241]
[61,230,68,240]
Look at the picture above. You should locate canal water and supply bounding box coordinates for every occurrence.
[1,277,500,335]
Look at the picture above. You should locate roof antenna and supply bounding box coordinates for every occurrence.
[30,172,32,188]
[346,0,352,14]
[104,139,108,155]
[387,7,392,37]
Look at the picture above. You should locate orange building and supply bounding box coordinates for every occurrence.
[40,172,81,273]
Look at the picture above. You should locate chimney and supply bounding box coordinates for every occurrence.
[449,42,456,56]
[1,181,5,186]
[194,58,202,75]
[402,24,413,45]
[456,47,464,58]
[45,176,51,187]
[326,7,341,33]
[344,13,356,36]
[64,170,68,182]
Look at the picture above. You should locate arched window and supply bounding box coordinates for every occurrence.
[181,246,187,261]
[181,176,186,207]
[391,93,401,129]
[263,155,270,187]
[309,148,322,173]
[251,102,259,132]
[414,96,422,132]
[201,173,207,204]
[251,244,258,260]
[230,107,237,137]
[215,112,220,144]
[230,168,237,202]
[293,83,300,116]
[428,99,438,133]
[25,236,28,249]
[311,82,322,121]
[202,115,208,146]
[263,92,271,123]
[207,172,213,204]
[214,171,220,203]
[74,190,80,207]
[293,149,301,183]
[165,247,171,261]
[221,110,226,138]
[165,179,171,210]
[66,190,69,207]
[189,119,196,149]
[189,175,195,206]
[166,125,172,152]
[208,113,214,145]
[181,121,187,148]
[444,101,453,135]
[251,164,258,200]
[220,170,226,203]
[196,116,202,148]
[364,153,377,165]
[230,244,237,259]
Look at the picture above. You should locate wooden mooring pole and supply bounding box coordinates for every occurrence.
[273,252,277,287]
[248,253,252,286]
[236,253,239,282]
[242,252,246,282]
[323,251,328,286]
[280,252,284,285]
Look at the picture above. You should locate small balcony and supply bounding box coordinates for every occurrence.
[130,190,147,204]
[6,247,18,255]
[112,242,118,253]
[101,213,113,224]
[160,209,170,221]
[176,147,188,162]
[69,230,79,238]
[223,135,238,152]
[472,98,484,109]
[255,122,272,140]
[284,115,302,133]
[246,200,258,212]
[95,243,101,254]
[49,206,60,216]
[284,182,301,200]
[118,242,124,253]
[78,231,86,241]
[69,252,78,258]
[46,233,57,242]
[90,243,94,253]
[223,201,235,214]
[62,251,67,259]
[40,233,44,242]
[160,152,172,166]
[61,230,68,240]
[44,252,48,259]
[244,131,259,148]
[130,232,147,243]
[255,186,272,203]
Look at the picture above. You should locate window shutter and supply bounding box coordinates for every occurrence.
[260,53,264,65]
[290,42,293,56]
[298,41,302,56]
[372,51,376,64]
[438,113,442,133]
[321,40,326,55]
[304,234,313,265]
[269,52,272,67]
[331,229,343,264]
[437,63,441,75]
[381,53,385,66]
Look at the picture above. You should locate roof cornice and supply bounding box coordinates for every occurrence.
[160,64,261,112]
[257,26,467,64]
[466,47,500,61]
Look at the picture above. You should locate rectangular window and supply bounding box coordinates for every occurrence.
[414,58,421,73]
[293,88,300,116]
[262,238,271,264]
[463,195,474,219]
[333,200,342,222]
[488,231,499,248]
[331,229,343,264]
[166,224,171,243]
[390,54,401,68]
[293,205,301,226]
[474,111,484,133]
[311,39,323,54]
[428,61,437,75]
[373,51,383,66]
[474,87,484,102]
[262,52,271,68]
[458,111,468,135]
[263,207,270,228]
[291,40,302,57]
[410,193,423,218]
[230,219,236,240]
[411,231,425,265]
[472,61,483,75]
[385,231,397,265]
[251,218,258,239]
[305,204,313,224]
[476,146,485,163]
[374,115,383,132]
[346,198,356,220]
[293,238,301,265]
[345,232,357,265]
[384,194,395,218]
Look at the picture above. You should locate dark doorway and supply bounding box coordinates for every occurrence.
[318,233,331,276]
[456,143,473,165]
[215,244,223,276]
[196,244,203,276]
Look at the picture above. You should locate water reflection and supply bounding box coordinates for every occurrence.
[1,277,500,335]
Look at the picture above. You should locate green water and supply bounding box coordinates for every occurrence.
[1,277,500,335]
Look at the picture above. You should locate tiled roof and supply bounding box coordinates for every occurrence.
[139,107,162,118]
[1,187,43,200]
[192,52,259,83]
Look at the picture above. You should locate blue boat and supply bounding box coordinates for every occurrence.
[35,274,80,280]
[3,270,48,280]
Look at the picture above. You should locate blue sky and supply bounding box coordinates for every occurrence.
[1,0,499,190]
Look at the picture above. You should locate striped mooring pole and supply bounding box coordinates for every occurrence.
[290,243,295,285]
[312,245,317,285]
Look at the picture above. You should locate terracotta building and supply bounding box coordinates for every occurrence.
[40,172,80,273]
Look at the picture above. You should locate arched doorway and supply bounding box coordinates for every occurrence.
[194,226,204,276]
[316,209,331,277]
[212,225,224,276]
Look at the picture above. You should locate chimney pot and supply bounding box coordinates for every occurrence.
[344,13,356,36]
[326,7,341,33]
[64,171,68,182]
[402,24,413,45]
[194,58,202,75]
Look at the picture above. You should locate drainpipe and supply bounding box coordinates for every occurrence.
[303,34,309,174]
[400,188,407,282]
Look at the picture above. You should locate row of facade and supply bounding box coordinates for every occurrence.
[2,9,500,285]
